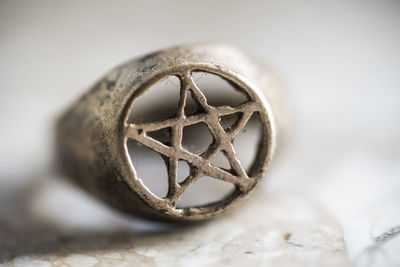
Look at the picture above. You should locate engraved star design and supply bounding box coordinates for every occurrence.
[125,70,260,206]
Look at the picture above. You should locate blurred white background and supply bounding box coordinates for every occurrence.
[0,1,399,266]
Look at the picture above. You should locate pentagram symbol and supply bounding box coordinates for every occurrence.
[124,65,271,215]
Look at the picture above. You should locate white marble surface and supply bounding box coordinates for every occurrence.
[1,1,400,266]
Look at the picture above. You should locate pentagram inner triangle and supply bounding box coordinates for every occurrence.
[147,127,172,146]
[210,150,231,171]
[184,89,205,116]
[219,112,242,132]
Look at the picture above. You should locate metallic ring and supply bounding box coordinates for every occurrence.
[57,43,280,221]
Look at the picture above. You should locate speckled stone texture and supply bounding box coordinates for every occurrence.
[0,176,349,267]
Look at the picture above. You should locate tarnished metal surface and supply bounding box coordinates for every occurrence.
[56,43,279,221]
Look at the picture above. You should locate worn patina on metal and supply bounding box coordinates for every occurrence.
[57,43,279,221]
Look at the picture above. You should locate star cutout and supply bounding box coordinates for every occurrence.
[125,70,261,206]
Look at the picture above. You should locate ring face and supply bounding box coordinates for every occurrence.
[123,63,273,219]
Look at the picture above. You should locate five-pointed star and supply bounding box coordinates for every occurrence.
[125,71,260,205]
